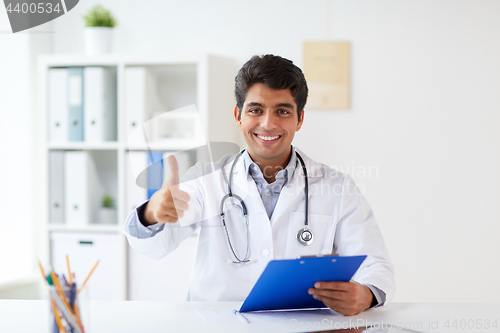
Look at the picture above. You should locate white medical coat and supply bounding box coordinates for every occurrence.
[123,148,395,303]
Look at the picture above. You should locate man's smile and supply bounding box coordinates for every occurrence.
[253,133,282,144]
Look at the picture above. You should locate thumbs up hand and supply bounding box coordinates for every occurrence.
[143,155,190,225]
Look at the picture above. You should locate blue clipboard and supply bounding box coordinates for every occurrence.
[239,255,366,313]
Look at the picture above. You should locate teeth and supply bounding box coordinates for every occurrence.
[257,135,279,141]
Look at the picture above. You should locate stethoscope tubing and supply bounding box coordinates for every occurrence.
[295,151,309,227]
[220,148,311,263]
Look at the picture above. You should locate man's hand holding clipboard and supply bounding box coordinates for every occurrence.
[308,280,374,316]
[239,255,370,314]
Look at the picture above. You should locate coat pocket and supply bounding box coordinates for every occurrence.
[284,211,335,258]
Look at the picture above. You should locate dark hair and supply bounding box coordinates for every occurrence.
[234,54,308,121]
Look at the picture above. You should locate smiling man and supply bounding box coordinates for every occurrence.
[235,82,303,183]
[124,55,395,316]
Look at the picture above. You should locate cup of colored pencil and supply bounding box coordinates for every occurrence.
[39,257,99,333]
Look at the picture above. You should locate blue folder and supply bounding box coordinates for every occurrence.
[147,151,164,199]
[67,67,84,142]
[239,255,366,313]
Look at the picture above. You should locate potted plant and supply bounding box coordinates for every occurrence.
[98,194,116,224]
[83,4,117,55]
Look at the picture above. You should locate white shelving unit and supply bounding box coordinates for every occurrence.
[38,54,239,300]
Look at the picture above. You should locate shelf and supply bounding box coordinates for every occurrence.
[40,54,238,301]
[126,140,205,152]
[48,224,121,233]
[48,142,120,150]
[39,54,201,68]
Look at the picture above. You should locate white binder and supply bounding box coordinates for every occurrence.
[49,151,64,224]
[124,67,162,144]
[51,232,123,300]
[48,68,68,142]
[84,67,117,142]
[126,151,148,213]
[64,151,102,226]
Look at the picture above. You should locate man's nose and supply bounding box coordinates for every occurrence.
[260,111,277,129]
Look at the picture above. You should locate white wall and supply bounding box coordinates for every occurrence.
[16,0,500,302]
[0,11,50,288]
[302,0,500,303]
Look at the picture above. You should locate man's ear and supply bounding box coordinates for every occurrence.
[296,109,305,131]
[234,106,242,130]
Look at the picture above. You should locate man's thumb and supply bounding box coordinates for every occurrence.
[166,154,179,186]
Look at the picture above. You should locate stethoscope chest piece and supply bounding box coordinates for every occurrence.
[297,228,313,246]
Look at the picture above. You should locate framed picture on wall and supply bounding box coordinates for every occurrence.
[303,41,351,110]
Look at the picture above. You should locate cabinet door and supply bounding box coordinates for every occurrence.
[51,232,123,300]
[128,235,197,301]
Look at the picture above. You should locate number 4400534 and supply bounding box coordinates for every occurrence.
[444,319,498,330]
[6,2,61,14]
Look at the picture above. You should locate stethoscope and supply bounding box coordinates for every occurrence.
[220,149,312,264]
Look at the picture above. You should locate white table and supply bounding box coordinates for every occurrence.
[0,300,499,333]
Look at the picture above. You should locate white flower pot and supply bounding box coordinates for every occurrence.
[84,27,113,55]
[98,208,117,224]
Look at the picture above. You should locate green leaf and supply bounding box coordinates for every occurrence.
[101,195,115,208]
[83,4,117,27]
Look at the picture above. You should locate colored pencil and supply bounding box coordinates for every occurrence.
[65,256,73,285]
[50,271,71,308]
[77,261,99,295]
[51,297,66,333]
[38,262,47,283]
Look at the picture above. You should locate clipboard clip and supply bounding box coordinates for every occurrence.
[297,253,338,259]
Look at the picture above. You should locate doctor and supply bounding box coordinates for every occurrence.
[124,54,395,316]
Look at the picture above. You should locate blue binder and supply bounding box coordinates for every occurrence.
[147,151,164,199]
[239,255,366,313]
[67,67,84,141]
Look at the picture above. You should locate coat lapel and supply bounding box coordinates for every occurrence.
[270,162,305,225]
[270,148,320,225]
[222,155,267,214]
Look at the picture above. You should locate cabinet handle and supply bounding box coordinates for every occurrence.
[79,241,93,245]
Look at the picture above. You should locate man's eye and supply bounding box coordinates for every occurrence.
[278,109,290,114]
[249,109,260,113]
